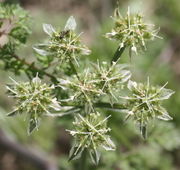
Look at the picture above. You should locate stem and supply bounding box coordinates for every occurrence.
[61,102,127,111]
[111,46,126,64]
[79,149,88,170]
[94,102,127,110]
[69,59,80,80]
[12,54,58,82]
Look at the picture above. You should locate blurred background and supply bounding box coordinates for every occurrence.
[0,0,180,170]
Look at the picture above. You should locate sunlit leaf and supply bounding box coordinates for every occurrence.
[65,16,77,31]
[43,23,55,36]
[68,144,84,161]
[89,149,101,165]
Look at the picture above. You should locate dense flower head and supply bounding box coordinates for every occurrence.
[6,75,61,134]
[59,62,131,110]
[92,61,131,101]
[34,16,91,66]
[121,80,174,138]
[59,69,105,112]
[105,7,161,54]
[67,112,115,164]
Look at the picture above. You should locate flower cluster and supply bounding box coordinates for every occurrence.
[92,61,131,102]
[67,112,115,164]
[59,62,131,111]
[34,16,91,67]
[59,69,104,113]
[7,75,61,134]
[105,7,160,54]
[2,4,175,166]
[121,80,174,138]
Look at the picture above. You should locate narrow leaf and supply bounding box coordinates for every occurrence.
[102,137,116,151]
[89,149,101,165]
[43,23,55,36]
[7,109,18,117]
[65,16,77,31]
[68,144,84,161]
[33,47,49,56]
[28,114,39,135]
[158,114,173,121]
[140,124,147,139]
[127,80,137,91]
[158,88,175,100]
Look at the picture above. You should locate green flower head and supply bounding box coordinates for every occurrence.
[34,16,91,66]
[92,61,131,102]
[121,79,174,139]
[67,112,115,165]
[59,69,105,113]
[106,7,161,55]
[7,75,61,134]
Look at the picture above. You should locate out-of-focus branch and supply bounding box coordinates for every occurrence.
[0,129,59,170]
[12,54,58,82]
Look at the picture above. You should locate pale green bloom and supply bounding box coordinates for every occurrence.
[67,112,115,164]
[59,69,105,113]
[121,79,174,138]
[106,7,161,55]
[34,16,91,66]
[6,75,61,134]
[92,61,131,102]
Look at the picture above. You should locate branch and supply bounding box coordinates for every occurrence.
[12,54,58,82]
[61,102,127,111]
[94,102,127,110]
[0,129,59,170]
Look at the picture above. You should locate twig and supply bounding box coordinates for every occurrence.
[12,54,58,82]
[61,102,127,111]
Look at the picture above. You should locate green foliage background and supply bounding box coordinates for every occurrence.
[0,0,180,169]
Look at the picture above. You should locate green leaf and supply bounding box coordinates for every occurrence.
[89,149,101,165]
[43,23,55,36]
[156,106,173,121]
[158,88,175,100]
[158,113,173,121]
[65,16,77,31]
[33,47,49,56]
[7,109,18,117]
[127,80,137,91]
[28,114,39,135]
[68,144,84,161]
[140,124,147,139]
[102,137,116,151]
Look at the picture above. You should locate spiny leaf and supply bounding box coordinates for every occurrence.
[33,47,50,56]
[68,144,84,161]
[7,109,18,117]
[28,114,39,135]
[89,149,101,165]
[43,23,55,36]
[65,16,77,31]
